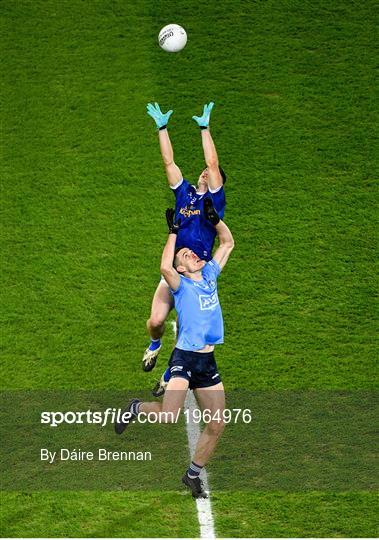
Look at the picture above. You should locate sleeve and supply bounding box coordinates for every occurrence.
[203,259,222,281]
[208,186,226,217]
[170,178,190,200]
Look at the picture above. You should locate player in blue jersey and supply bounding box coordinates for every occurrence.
[115,200,234,498]
[142,102,227,372]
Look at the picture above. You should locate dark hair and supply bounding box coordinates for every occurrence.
[219,166,227,185]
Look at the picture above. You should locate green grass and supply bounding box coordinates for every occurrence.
[212,492,379,537]
[1,0,377,536]
[0,492,198,537]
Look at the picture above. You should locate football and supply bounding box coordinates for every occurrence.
[158,24,187,52]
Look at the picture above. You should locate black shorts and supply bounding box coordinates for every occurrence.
[168,348,222,390]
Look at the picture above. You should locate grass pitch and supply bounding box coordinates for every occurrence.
[1,0,377,536]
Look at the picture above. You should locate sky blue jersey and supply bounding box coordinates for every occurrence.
[172,178,226,262]
[171,259,224,351]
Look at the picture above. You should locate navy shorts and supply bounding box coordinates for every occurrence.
[168,348,222,390]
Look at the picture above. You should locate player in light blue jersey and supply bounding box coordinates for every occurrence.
[115,200,234,498]
[142,102,227,372]
[172,254,224,351]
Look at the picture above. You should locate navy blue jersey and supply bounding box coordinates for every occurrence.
[172,178,226,261]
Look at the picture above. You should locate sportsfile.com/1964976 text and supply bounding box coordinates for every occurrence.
[40,408,252,427]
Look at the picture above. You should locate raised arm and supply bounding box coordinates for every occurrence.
[193,102,223,191]
[203,198,234,270]
[212,220,234,270]
[200,129,222,191]
[147,102,182,187]
[160,209,181,291]
[160,234,181,290]
[158,129,183,187]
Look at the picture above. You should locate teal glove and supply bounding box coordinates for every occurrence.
[146,102,173,129]
[192,102,214,128]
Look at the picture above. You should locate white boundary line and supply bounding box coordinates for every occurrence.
[170,319,216,539]
[184,391,216,539]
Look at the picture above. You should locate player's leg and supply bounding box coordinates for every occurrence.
[114,376,188,434]
[139,347,190,420]
[151,317,178,395]
[147,280,173,339]
[192,382,225,465]
[182,382,225,498]
[142,280,174,371]
[139,376,188,420]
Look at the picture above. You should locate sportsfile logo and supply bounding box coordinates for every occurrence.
[199,291,219,310]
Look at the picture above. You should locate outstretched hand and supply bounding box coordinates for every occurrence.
[192,102,214,128]
[147,102,173,129]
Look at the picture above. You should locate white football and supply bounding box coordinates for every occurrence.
[158,24,187,53]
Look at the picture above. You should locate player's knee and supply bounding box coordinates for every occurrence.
[147,315,166,331]
[147,313,166,328]
[206,419,225,438]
